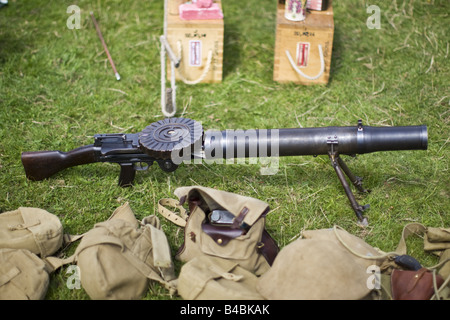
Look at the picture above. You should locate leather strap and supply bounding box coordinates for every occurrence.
[232,207,249,229]
[157,198,188,227]
[259,229,279,266]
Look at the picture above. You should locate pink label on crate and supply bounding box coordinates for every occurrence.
[189,40,202,67]
[296,42,309,67]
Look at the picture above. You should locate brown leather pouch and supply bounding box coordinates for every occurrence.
[201,223,245,246]
[391,268,444,300]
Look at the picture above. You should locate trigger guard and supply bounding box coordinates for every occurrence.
[134,162,152,171]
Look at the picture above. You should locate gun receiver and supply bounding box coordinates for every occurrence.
[21,118,428,225]
[22,133,178,187]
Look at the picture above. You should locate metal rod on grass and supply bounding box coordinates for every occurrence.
[90,11,121,81]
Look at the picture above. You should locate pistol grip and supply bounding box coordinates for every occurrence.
[118,163,136,187]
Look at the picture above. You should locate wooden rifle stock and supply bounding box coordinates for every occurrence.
[21,145,98,181]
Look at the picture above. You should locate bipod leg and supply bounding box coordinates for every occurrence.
[336,156,370,194]
[329,153,369,226]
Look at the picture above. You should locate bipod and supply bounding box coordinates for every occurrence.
[327,135,370,226]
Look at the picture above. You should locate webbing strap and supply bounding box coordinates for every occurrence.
[121,242,177,294]
[395,222,427,255]
[157,198,188,227]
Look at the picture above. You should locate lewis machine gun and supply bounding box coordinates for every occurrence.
[22,118,428,225]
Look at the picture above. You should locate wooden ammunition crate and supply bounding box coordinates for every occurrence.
[273,1,334,85]
[166,1,224,84]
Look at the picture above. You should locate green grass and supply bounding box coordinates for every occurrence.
[0,0,449,300]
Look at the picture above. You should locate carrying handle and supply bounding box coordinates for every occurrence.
[160,38,213,117]
[285,44,325,80]
[161,0,177,117]
[160,36,177,118]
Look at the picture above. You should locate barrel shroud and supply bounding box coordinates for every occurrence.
[202,124,428,159]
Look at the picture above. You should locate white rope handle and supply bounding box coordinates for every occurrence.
[160,37,177,117]
[176,40,213,85]
[160,0,177,117]
[285,44,325,80]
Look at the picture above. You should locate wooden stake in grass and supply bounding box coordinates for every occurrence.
[90,11,121,81]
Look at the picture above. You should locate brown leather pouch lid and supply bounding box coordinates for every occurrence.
[391,268,444,300]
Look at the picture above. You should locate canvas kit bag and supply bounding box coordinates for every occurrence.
[257,225,387,300]
[257,223,450,300]
[0,207,64,258]
[0,248,51,300]
[159,186,279,275]
[0,207,65,300]
[158,186,279,299]
[45,202,177,300]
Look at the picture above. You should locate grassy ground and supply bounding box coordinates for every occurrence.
[0,0,448,300]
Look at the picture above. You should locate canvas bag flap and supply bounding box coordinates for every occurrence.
[301,226,385,267]
[0,248,50,300]
[424,227,450,252]
[257,238,374,300]
[257,226,391,300]
[426,227,450,243]
[0,207,63,257]
[174,186,270,227]
[178,255,265,300]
